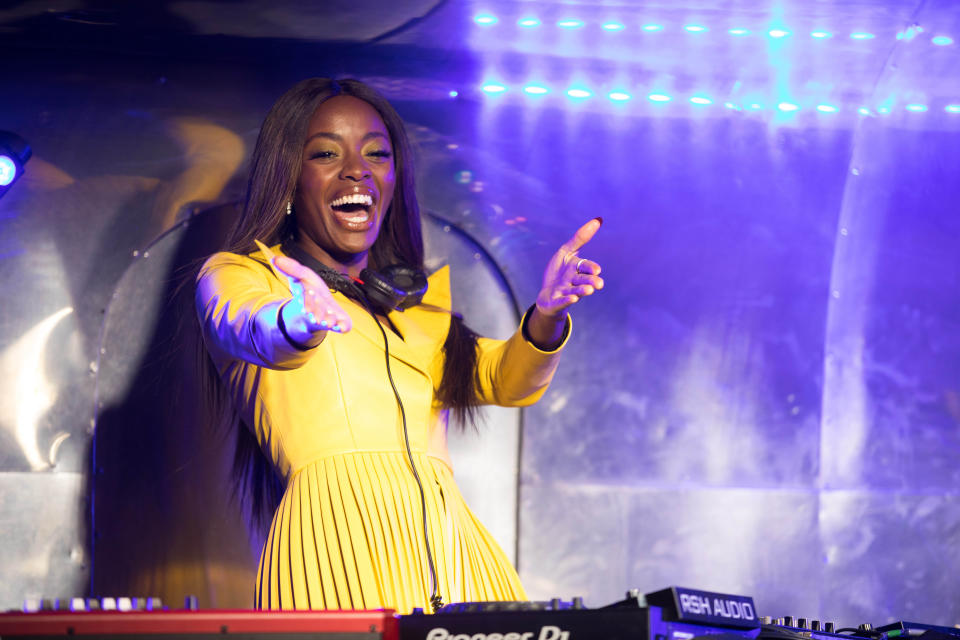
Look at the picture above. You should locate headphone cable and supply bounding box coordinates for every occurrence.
[365,302,445,613]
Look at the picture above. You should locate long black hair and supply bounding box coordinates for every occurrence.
[201,78,481,527]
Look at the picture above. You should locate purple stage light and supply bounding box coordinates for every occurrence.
[905,104,928,112]
[769,29,790,38]
[608,91,631,102]
[648,93,672,103]
[481,83,507,94]
[850,32,875,40]
[690,96,713,105]
[729,28,751,36]
[474,13,498,26]
[931,36,954,46]
[946,105,960,113]
[517,17,541,28]
[566,88,592,99]
[684,24,708,33]
[778,102,799,112]
[602,22,625,31]
[557,19,584,29]
[811,30,833,39]
[817,104,839,113]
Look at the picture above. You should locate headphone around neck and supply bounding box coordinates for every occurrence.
[280,238,428,312]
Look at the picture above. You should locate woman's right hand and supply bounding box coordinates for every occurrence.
[273,255,353,346]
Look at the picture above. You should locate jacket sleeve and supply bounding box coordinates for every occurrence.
[474,306,572,407]
[195,251,315,370]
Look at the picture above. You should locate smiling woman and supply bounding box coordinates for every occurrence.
[193,78,604,613]
[293,96,396,269]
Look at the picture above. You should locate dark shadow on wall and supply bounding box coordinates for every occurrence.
[88,203,260,608]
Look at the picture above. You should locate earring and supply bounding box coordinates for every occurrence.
[286,201,292,216]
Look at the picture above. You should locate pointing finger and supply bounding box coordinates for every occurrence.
[559,217,603,255]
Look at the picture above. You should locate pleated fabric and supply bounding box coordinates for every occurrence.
[255,451,526,613]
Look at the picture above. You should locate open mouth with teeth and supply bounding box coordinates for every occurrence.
[329,193,375,226]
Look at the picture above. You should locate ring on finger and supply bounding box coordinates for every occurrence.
[575,258,587,274]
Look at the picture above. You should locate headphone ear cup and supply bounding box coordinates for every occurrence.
[360,265,428,311]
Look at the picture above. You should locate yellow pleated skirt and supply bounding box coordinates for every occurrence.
[254,451,526,613]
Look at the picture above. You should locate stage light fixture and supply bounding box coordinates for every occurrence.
[817,104,839,113]
[946,105,960,113]
[608,91,632,102]
[931,36,954,46]
[474,13,498,26]
[768,29,791,38]
[566,88,592,99]
[811,31,833,39]
[481,83,507,94]
[648,93,671,103]
[778,102,799,112]
[729,28,751,36]
[690,96,713,105]
[850,32,875,40]
[905,104,928,112]
[517,18,540,28]
[0,130,32,200]
[602,22,625,31]
[523,85,549,95]
[642,24,664,32]
[557,19,584,29]
[684,25,707,33]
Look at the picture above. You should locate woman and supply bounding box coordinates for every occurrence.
[195,78,603,613]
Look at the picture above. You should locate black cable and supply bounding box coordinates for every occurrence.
[363,299,444,613]
[280,238,445,610]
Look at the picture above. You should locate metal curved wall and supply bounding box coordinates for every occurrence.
[0,0,959,626]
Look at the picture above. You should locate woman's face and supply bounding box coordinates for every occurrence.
[293,94,396,269]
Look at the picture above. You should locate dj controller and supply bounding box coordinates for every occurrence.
[1,586,958,640]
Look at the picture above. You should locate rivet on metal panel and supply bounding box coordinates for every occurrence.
[69,545,85,565]
[851,168,860,176]
[143,251,150,258]
[840,228,849,236]
[133,250,139,257]
[832,290,841,299]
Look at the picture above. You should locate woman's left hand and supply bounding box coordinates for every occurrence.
[527,218,604,349]
[536,217,604,317]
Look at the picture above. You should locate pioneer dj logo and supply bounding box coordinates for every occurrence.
[426,625,570,640]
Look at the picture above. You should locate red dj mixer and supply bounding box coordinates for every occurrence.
[0,607,397,639]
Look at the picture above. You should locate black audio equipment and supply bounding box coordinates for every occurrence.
[399,586,768,640]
